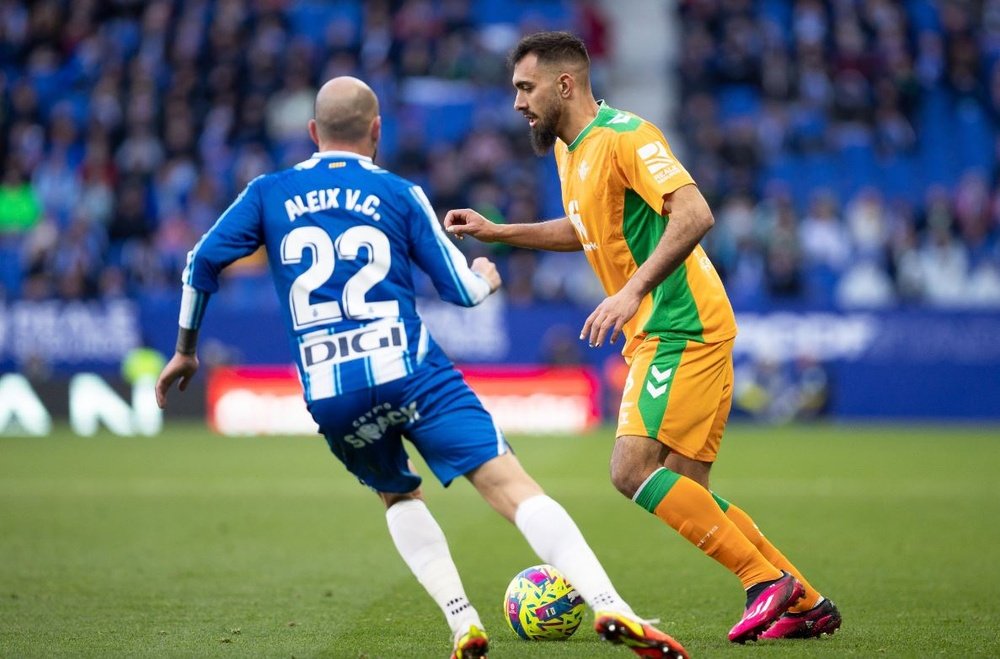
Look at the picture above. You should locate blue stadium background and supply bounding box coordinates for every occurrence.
[1,0,998,421]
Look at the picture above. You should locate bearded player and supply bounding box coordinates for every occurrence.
[444,32,841,644]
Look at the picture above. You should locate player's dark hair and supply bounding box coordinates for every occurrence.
[508,31,590,70]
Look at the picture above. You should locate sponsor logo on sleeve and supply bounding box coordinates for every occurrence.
[637,141,684,183]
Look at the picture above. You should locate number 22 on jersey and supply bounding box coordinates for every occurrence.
[280,225,400,330]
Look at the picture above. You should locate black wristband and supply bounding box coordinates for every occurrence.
[176,327,200,356]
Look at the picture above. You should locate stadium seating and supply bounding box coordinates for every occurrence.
[1,0,997,310]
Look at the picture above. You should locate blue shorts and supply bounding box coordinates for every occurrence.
[307,344,509,493]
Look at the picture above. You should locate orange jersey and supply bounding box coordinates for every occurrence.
[554,102,736,358]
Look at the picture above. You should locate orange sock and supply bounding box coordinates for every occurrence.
[713,493,822,612]
[635,468,782,590]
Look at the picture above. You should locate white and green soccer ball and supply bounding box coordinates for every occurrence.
[503,564,586,640]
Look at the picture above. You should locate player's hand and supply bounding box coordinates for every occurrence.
[444,208,500,242]
[471,257,502,292]
[155,352,200,409]
[580,289,643,348]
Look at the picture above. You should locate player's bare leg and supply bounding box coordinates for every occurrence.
[661,451,711,488]
[464,453,543,523]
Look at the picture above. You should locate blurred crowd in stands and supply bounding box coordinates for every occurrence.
[678,0,1000,308]
[1,0,998,311]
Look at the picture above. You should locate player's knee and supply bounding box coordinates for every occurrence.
[609,436,662,498]
[608,459,642,499]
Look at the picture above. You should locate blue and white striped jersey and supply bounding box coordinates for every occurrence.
[179,150,491,402]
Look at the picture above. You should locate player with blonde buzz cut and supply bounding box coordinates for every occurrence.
[445,31,841,644]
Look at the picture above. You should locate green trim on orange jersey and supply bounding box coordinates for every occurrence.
[634,467,682,513]
[712,492,732,512]
[636,337,685,438]
[567,103,643,152]
[567,104,607,152]
[595,104,641,133]
[621,189,705,341]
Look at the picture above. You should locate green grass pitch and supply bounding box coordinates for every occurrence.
[2,423,999,658]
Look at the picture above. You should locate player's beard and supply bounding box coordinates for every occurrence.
[528,100,562,155]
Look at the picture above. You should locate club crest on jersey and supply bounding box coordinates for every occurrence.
[299,320,407,368]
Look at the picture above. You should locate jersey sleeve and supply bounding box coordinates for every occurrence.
[612,122,695,215]
[404,184,491,307]
[177,176,265,330]
[182,175,265,295]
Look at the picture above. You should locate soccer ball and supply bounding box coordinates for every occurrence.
[503,564,586,640]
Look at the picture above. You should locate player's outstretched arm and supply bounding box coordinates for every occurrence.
[444,208,582,252]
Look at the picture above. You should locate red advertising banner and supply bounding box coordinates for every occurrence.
[460,365,601,433]
[206,365,601,436]
[206,366,316,436]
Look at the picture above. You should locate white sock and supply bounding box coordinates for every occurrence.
[514,494,634,616]
[386,499,482,636]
